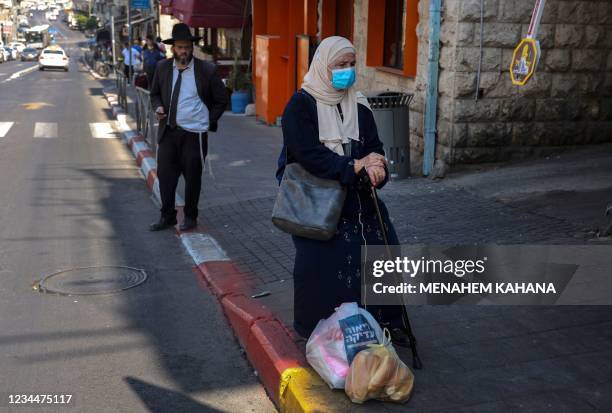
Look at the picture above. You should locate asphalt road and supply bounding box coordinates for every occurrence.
[0,14,273,413]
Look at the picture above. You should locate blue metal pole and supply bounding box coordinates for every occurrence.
[423,0,441,176]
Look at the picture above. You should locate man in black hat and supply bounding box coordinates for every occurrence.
[149,23,228,231]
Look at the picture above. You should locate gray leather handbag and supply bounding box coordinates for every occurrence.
[272,147,348,241]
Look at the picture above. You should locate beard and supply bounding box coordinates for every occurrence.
[173,51,192,66]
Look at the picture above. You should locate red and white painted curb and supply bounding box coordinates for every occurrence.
[100,87,307,409]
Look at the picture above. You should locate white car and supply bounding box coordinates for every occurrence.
[9,42,26,53]
[1,48,10,62]
[39,47,69,71]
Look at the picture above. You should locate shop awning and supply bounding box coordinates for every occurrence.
[171,0,247,28]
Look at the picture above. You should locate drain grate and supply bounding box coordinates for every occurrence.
[37,266,147,296]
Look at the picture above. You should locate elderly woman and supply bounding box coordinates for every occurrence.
[278,37,410,345]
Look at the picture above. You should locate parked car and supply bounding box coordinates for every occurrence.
[38,46,69,71]
[1,48,11,62]
[9,42,26,53]
[20,47,39,61]
[5,47,18,60]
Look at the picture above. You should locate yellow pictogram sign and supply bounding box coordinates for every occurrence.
[510,38,540,86]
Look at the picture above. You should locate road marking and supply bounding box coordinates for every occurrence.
[180,233,229,264]
[89,122,117,139]
[0,122,14,138]
[1,65,38,83]
[33,122,58,138]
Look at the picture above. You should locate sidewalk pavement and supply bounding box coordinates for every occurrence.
[96,66,612,411]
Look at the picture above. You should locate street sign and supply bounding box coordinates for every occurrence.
[509,0,546,86]
[510,37,540,86]
[130,0,150,10]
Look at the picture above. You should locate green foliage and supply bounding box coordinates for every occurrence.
[85,16,98,30]
[227,56,249,91]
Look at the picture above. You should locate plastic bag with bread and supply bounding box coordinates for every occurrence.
[345,328,414,404]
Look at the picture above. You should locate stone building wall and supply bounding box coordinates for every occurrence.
[413,0,612,171]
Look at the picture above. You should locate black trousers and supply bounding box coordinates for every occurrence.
[157,127,208,221]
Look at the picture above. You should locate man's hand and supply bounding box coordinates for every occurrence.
[155,106,166,121]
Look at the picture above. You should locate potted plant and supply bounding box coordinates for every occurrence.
[227,56,250,114]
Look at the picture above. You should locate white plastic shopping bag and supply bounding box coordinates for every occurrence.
[306,302,384,389]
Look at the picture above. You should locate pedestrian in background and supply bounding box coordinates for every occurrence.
[121,42,141,84]
[277,36,410,345]
[149,23,228,231]
[156,36,167,55]
[142,35,165,87]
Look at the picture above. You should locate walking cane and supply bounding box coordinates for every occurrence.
[360,169,423,369]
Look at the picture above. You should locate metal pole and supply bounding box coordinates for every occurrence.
[127,1,132,85]
[111,14,116,67]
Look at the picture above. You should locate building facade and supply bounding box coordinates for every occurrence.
[251,0,612,175]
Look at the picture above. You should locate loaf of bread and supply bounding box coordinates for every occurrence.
[345,338,414,404]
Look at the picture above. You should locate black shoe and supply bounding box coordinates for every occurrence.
[179,218,197,231]
[149,217,177,231]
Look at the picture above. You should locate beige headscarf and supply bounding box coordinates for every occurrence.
[302,36,370,155]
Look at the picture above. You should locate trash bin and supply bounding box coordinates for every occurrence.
[366,92,413,179]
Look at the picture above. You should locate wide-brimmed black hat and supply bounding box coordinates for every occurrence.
[162,23,202,45]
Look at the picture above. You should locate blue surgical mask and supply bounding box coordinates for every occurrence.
[331,67,356,89]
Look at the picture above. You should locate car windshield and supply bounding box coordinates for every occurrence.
[44,50,64,55]
[23,48,36,53]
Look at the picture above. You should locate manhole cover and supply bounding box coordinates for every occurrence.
[37,266,147,296]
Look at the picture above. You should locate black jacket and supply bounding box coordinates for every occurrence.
[149,57,228,141]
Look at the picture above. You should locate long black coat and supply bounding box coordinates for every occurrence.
[278,90,403,338]
[149,57,228,142]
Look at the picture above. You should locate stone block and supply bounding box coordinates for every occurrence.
[575,2,600,25]
[454,99,501,122]
[599,2,612,24]
[584,26,605,48]
[535,99,568,121]
[587,122,612,143]
[544,49,571,72]
[511,122,534,146]
[438,97,456,122]
[453,72,478,97]
[440,23,456,46]
[541,1,558,24]
[606,29,612,49]
[555,25,584,48]
[452,122,469,147]
[578,73,605,95]
[459,0,498,22]
[499,98,536,121]
[457,23,475,46]
[601,99,612,120]
[532,122,582,145]
[557,1,580,24]
[499,1,532,23]
[517,72,552,98]
[552,73,579,98]
[482,73,518,98]
[438,70,455,96]
[467,122,511,147]
[580,98,601,120]
[572,49,606,72]
[439,46,456,70]
[482,23,522,48]
[456,47,502,72]
[537,24,556,49]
